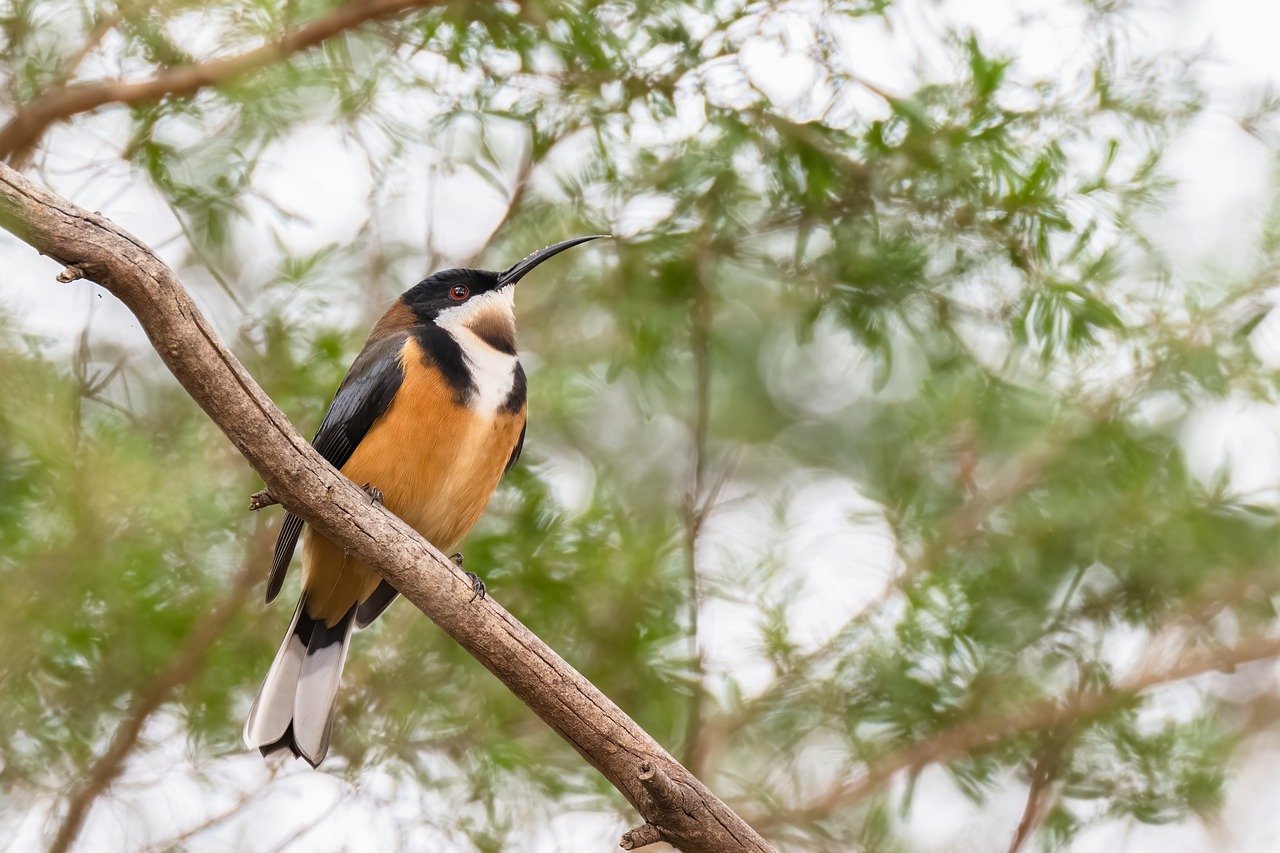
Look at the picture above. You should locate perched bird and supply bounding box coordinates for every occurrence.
[243,235,605,767]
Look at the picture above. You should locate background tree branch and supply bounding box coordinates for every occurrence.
[0,161,770,852]
[0,0,450,163]
[48,524,275,853]
[755,630,1280,832]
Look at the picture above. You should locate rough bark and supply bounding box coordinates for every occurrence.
[0,162,772,853]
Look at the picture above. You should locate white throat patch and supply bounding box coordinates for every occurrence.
[434,285,514,330]
[436,287,519,416]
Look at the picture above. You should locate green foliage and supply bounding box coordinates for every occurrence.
[1,0,1278,850]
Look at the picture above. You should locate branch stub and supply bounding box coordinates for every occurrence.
[619,823,663,850]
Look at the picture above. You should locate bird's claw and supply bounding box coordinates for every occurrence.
[360,483,384,505]
[448,553,483,601]
[465,571,486,603]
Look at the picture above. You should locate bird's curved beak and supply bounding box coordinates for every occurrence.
[497,234,609,288]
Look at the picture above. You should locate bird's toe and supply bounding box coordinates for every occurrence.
[465,571,486,603]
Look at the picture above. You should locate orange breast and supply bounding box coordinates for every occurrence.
[302,336,526,625]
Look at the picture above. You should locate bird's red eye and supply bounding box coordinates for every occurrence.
[449,284,469,301]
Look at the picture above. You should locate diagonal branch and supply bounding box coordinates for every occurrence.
[1006,731,1065,853]
[48,524,275,853]
[139,774,278,853]
[0,164,770,852]
[755,631,1280,831]
[0,0,450,162]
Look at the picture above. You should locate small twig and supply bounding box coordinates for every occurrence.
[637,760,686,814]
[1007,735,1064,853]
[681,235,717,774]
[160,195,246,313]
[58,13,121,84]
[57,265,84,283]
[262,792,349,853]
[461,144,540,268]
[139,775,276,852]
[619,823,664,850]
[248,488,279,511]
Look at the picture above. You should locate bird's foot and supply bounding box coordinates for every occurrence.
[466,572,487,603]
[360,483,384,505]
[451,553,486,602]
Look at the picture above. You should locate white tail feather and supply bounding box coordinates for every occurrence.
[244,601,356,767]
[291,611,356,765]
[243,602,306,749]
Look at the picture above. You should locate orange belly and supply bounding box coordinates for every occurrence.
[302,337,525,625]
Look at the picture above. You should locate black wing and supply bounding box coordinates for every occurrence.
[265,333,408,603]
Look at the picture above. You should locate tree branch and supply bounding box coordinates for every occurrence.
[0,0,450,162]
[756,631,1280,831]
[0,163,770,852]
[696,397,1142,771]
[139,770,278,852]
[49,524,274,853]
[248,488,278,511]
[1007,732,1064,853]
[5,9,121,168]
[681,240,715,774]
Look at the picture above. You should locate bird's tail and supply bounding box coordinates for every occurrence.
[242,597,356,767]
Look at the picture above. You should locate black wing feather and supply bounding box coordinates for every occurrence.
[504,422,526,475]
[355,580,399,627]
[265,333,408,603]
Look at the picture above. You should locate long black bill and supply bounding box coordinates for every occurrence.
[497,234,609,287]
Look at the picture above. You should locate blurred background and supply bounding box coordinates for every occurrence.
[1,0,1279,850]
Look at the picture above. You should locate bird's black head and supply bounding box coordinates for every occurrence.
[403,267,500,323]
[402,235,607,324]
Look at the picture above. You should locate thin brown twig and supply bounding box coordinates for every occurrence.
[138,774,277,853]
[263,792,350,853]
[755,631,1280,831]
[248,487,278,511]
[462,144,540,269]
[0,0,452,162]
[1007,733,1065,853]
[48,525,275,853]
[159,194,247,313]
[682,239,724,776]
[57,13,121,83]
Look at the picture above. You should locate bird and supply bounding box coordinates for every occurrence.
[242,235,606,767]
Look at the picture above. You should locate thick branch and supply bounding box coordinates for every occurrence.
[0,0,447,162]
[0,163,770,853]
